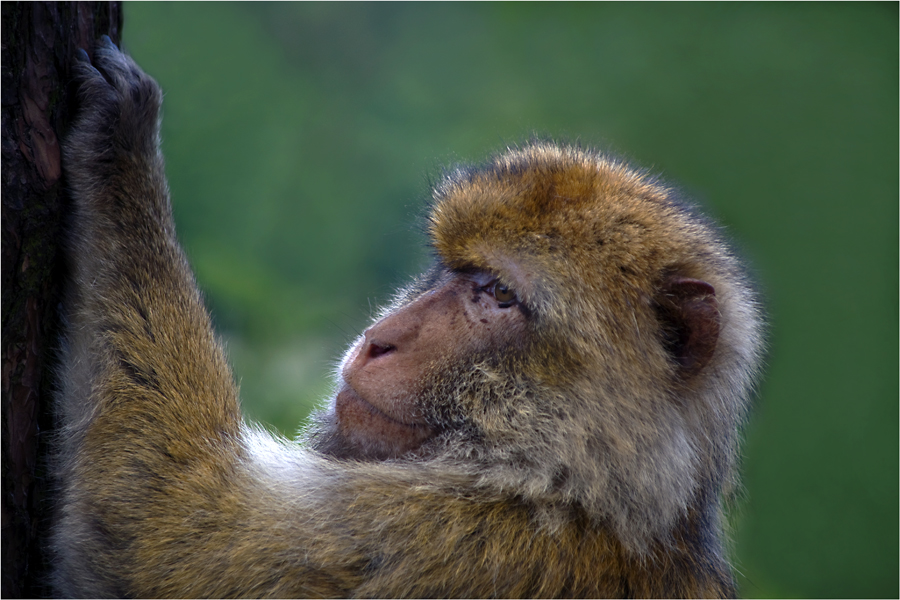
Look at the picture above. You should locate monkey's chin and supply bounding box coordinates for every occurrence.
[333,386,435,460]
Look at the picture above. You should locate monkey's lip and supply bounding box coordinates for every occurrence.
[335,385,429,429]
[334,385,434,457]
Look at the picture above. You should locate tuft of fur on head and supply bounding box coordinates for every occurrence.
[415,141,765,552]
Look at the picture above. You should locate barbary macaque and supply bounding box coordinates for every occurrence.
[53,37,764,598]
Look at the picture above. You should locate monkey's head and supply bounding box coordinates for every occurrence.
[309,142,763,550]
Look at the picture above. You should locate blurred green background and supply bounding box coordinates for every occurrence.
[123,3,897,597]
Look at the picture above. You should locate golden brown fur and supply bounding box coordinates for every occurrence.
[53,39,763,598]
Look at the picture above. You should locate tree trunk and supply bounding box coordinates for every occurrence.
[1,3,122,596]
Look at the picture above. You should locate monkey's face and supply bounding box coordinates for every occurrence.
[311,145,723,469]
[315,268,531,460]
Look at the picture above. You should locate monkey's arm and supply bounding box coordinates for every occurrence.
[61,38,241,436]
[55,38,252,595]
[57,39,383,599]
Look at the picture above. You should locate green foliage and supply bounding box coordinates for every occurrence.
[125,2,898,597]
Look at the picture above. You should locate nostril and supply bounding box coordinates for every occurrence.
[367,341,395,360]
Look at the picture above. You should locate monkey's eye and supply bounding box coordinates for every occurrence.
[490,281,517,305]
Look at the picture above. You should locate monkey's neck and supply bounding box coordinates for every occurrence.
[574,502,737,598]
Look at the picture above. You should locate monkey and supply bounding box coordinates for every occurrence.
[51,37,764,598]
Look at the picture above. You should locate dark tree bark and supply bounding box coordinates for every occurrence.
[2,3,122,596]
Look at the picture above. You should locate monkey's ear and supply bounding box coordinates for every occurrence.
[656,276,720,378]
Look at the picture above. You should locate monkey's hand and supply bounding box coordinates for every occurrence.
[66,36,168,223]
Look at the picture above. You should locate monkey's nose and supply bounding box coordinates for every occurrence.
[366,341,395,361]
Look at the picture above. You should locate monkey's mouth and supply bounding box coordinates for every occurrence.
[334,385,434,459]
